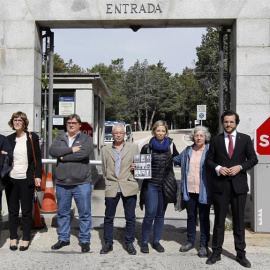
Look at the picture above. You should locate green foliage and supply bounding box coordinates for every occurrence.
[42,53,86,74]
[53,53,68,73]
[47,28,228,133]
[41,127,59,140]
[195,27,230,134]
[88,58,131,122]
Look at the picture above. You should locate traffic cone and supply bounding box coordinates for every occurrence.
[33,193,46,229]
[41,172,57,212]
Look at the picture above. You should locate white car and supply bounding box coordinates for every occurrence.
[104,121,133,144]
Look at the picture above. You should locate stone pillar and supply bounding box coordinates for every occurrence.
[0,19,42,135]
[235,18,270,224]
[235,18,270,137]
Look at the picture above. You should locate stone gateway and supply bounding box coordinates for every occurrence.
[0,0,269,138]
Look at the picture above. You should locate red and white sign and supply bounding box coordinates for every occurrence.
[80,122,93,137]
[255,115,270,155]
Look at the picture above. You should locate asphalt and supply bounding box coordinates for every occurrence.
[1,130,270,270]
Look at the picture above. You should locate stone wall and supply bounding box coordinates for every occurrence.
[0,0,269,136]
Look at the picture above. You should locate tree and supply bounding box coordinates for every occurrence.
[168,68,202,129]
[146,62,172,130]
[124,60,173,131]
[53,53,68,73]
[43,53,86,74]
[66,59,86,73]
[124,60,145,130]
[195,27,230,134]
[89,58,131,122]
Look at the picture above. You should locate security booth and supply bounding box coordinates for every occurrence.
[47,73,111,183]
[251,115,270,232]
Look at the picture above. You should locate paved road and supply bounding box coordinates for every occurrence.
[1,130,270,269]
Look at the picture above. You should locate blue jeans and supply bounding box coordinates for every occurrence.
[104,192,137,245]
[142,183,165,243]
[186,193,210,247]
[56,183,92,243]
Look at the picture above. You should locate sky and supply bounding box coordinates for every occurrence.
[53,27,207,75]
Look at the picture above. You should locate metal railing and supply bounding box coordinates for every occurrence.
[42,159,102,165]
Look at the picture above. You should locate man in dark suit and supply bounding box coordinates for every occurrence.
[206,110,258,268]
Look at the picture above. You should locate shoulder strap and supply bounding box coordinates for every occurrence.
[29,132,36,167]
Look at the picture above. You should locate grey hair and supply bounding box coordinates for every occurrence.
[112,123,125,133]
[190,126,211,142]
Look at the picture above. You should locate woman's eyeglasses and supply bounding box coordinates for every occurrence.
[194,134,205,138]
[13,119,23,123]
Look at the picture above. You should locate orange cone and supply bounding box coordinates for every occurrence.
[41,172,57,212]
[33,194,46,229]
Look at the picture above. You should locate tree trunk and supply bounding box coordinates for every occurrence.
[144,108,148,131]
[148,105,156,130]
[137,109,142,131]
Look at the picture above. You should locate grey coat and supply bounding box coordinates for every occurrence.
[49,132,93,185]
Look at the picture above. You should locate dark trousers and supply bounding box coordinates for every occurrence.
[103,192,137,245]
[212,180,247,258]
[186,193,210,247]
[5,178,34,241]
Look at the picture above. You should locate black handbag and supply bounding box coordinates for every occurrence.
[0,153,12,179]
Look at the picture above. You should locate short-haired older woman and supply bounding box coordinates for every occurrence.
[140,120,179,253]
[6,111,42,251]
[174,126,212,258]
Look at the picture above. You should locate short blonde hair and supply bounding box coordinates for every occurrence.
[8,111,29,131]
[151,120,169,136]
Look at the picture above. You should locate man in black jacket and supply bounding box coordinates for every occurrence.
[0,134,13,240]
[206,110,258,268]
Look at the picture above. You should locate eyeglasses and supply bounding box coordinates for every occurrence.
[113,132,125,135]
[13,119,23,123]
[194,134,205,138]
[66,122,79,125]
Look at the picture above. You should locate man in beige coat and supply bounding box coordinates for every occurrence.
[100,124,139,255]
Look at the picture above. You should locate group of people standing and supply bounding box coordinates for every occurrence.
[99,109,257,269]
[0,110,258,269]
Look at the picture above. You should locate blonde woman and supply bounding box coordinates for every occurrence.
[140,120,178,253]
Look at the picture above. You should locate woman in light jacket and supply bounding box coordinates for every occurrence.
[6,111,42,251]
[174,126,212,258]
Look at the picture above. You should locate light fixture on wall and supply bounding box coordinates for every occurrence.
[130,25,141,32]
